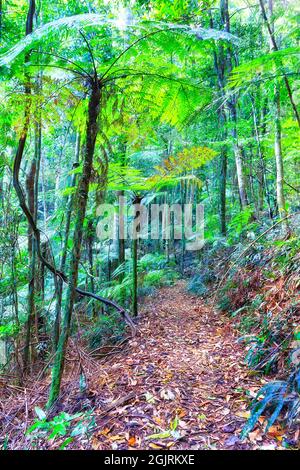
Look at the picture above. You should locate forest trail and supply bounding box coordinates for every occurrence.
[84,281,279,450]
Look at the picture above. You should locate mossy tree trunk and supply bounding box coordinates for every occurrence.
[132,195,142,317]
[47,81,101,408]
[22,0,36,373]
[53,133,81,349]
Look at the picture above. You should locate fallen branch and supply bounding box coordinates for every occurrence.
[98,391,139,418]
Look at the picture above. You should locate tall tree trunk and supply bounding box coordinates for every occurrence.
[258,0,300,127]
[47,81,101,408]
[53,133,81,349]
[220,0,249,210]
[118,190,126,305]
[220,144,227,235]
[24,159,36,371]
[132,236,138,317]
[22,0,36,373]
[131,195,141,317]
[274,86,287,227]
[267,0,288,232]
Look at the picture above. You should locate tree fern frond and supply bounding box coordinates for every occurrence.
[0,14,237,67]
[229,46,300,88]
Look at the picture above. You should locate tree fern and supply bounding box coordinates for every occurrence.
[229,46,300,89]
[0,13,237,67]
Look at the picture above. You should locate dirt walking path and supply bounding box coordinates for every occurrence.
[85,281,280,450]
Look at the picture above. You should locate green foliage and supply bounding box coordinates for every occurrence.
[0,323,20,339]
[84,313,126,351]
[227,207,257,243]
[217,279,237,312]
[186,271,214,296]
[26,407,95,449]
[242,368,300,439]
[101,253,178,304]
[139,253,170,270]
[0,0,299,448]
[241,335,280,374]
[230,47,300,89]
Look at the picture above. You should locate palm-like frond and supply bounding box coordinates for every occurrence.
[0,13,237,67]
[229,46,300,88]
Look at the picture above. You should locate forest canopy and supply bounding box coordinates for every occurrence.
[0,0,299,452]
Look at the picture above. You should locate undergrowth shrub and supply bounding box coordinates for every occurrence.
[242,367,300,439]
[186,270,216,296]
[227,206,258,244]
[26,407,95,450]
[84,313,125,351]
[101,253,178,304]
[217,270,263,314]
[187,276,208,296]
[211,227,300,438]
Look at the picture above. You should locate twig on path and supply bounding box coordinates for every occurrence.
[96,392,142,420]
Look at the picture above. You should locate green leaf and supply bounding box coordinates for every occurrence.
[59,437,73,450]
[146,431,171,440]
[34,406,47,420]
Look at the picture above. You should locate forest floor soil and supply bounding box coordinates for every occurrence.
[2,281,291,450]
[79,281,286,450]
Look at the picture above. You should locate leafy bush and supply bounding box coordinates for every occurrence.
[187,270,216,296]
[101,254,178,304]
[139,253,170,270]
[242,368,300,439]
[84,313,125,351]
[241,335,279,373]
[187,276,208,296]
[144,269,166,287]
[227,206,258,244]
[137,286,156,297]
[0,323,20,339]
[26,407,95,449]
[143,268,179,288]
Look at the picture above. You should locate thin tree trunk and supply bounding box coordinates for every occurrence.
[22,0,36,373]
[220,0,249,210]
[118,190,126,305]
[220,145,227,235]
[274,85,288,228]
[53,133,80,349]
[132,195,142,317]
[132,236,138,317]
[258,0,300,127]
[267,0,288,232]
[47,82,101,408]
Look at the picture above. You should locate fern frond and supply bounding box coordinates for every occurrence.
[0,14,237,67]
[229,47,300,88]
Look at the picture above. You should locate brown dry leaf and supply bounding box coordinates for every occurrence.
[236,411,251,419]
[91,438,102,450]
[110,435,125,442]
[248,428,263,443]
[149,443,163,449]
[3,282,287,451]
[167,442,175,448]
[128,436,136,447]
[100,427,111,436]
[176,408,187,418]
[267,425,284,438]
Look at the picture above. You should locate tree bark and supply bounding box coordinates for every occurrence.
[258,0,300,127]
[47,81,101,408]
[274,85,287,226]
[21,0,36,373]
[53,133,81,349]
